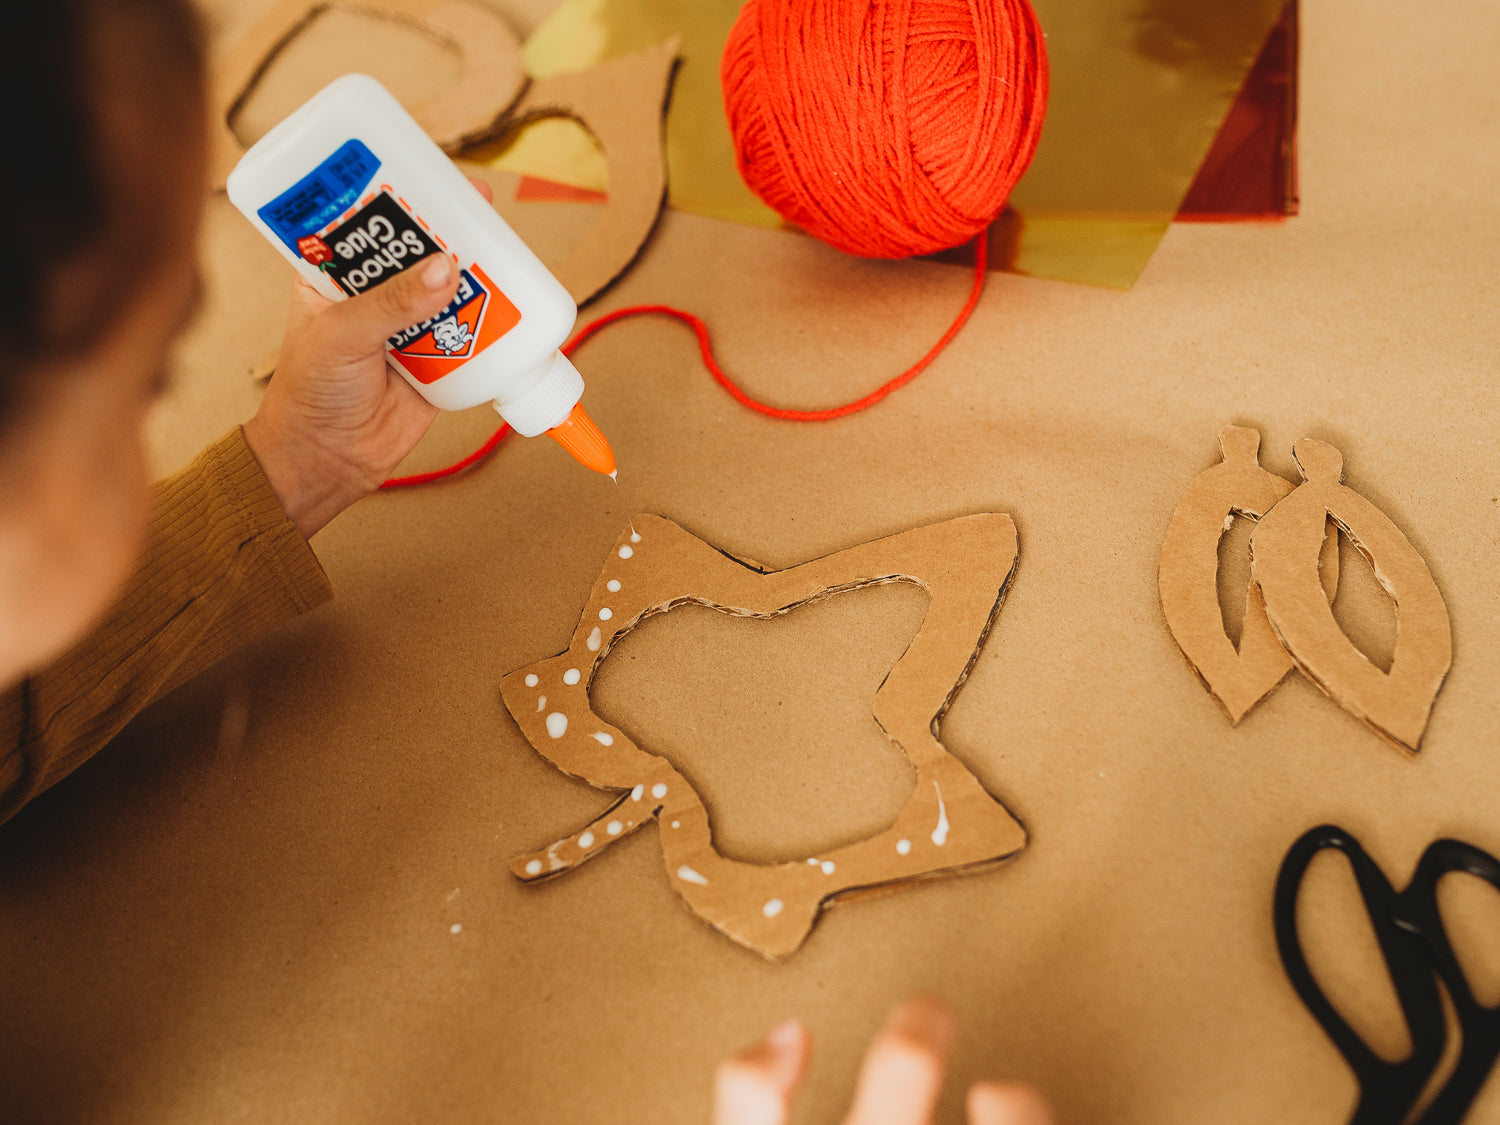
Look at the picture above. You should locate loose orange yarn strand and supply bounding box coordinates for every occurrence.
[379,232,987,488]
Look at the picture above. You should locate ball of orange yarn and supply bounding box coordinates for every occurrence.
[721,0,1049,259]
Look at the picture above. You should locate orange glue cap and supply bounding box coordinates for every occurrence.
[548,402,617,478]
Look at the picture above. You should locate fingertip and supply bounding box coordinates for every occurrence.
[967,1081,1054,1125]
[421,253,456,291]
[468,175,495,203]
[885,993,956,1056]
[845,997,954,1125]
[713,1021,809,1125]
[765,1018,811,1088]
[767,1017,806,1052]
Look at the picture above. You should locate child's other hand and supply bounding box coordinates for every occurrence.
[713,995,1052,1125]
[244,177,493,538]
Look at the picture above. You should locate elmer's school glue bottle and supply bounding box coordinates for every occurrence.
[226,74,614,477]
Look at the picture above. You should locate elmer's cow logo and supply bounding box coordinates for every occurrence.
[387,264,521,384]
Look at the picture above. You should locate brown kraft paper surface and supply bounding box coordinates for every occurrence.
[0,0,1497,1122]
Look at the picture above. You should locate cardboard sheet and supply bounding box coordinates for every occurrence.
[459,38,678,306]
[209,0,527,187]
[2,0,1499,1122]
[501,514,1026,959]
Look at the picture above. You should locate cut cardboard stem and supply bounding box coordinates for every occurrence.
[501,514,1028,960]
[210,0,528,188]
[1159,426,1337,722]
[459,39,679,306]
[1252,439,1452,753]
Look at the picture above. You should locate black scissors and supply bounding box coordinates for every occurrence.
[1275,824,1500,1124]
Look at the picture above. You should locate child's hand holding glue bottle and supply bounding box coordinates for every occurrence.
[231,73,615,531]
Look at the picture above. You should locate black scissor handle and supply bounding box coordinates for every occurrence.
[1274,825,1446,1124]
[1396,840,1500,1123]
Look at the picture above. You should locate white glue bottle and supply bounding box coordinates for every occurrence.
[227,74,615,477]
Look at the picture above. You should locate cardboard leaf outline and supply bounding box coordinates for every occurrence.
[1252,439,1452,753]
[209,0,527,188]
[1159,426,1338,723]
[500,514,1028,960]
[458,39,678,306]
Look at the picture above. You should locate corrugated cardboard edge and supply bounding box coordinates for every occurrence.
[500,514,1028,961]
[458,38,679,307]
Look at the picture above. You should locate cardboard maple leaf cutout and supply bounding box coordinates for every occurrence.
[501,514,1027,960]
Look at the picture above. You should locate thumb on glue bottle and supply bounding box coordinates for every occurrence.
[245,252,461,540]
[304,252,460,365]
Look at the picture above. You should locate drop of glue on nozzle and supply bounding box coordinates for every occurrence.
[547,402,617,479]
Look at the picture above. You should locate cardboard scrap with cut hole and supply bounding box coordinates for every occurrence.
[1159,425,1337,723]
[1252,439,1453,754]
[500,514,1028,961]
[209,0,527,188]
[459,38,679,307]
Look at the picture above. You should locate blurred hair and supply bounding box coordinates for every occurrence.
[0,0,203,425]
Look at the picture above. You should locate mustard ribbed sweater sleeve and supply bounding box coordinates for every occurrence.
[0,427,333,824]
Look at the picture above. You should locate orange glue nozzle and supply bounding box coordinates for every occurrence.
[547,402,617,478]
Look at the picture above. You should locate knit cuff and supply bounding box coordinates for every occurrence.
[193,426,334,613]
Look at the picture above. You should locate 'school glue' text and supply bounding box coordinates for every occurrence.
[226,74,615,477]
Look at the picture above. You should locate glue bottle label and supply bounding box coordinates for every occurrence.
[256,138,522,384]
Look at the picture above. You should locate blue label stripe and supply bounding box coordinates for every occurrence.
[258,139,381,251]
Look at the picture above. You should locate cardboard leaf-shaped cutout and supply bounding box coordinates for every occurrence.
[1252,439,1452,753]
[501,514,1028,960]
[458,39,678,306]
[210,0,527,188]
[1159,426,1338,723]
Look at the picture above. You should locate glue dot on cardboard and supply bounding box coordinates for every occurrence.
[545,712,568,739]
[762,899,783,918]
[578,831,595,848]
[677,865,708,886]
[607,579,621,592]
[821,861,836,875]
[618,545,634,559]
[536,696,547,712]
[632,784,644,801]
[651,783,667,798]
[630,531,641,543]
[806,858,819,866]
[587,627,602,651]
[671,820,680,828]
[524,859,542,876]
[562,668,581,685]
[896,839,912,855]
[450,923,462,934]
[607,820,623,836]
[524,674,539,688]
[599,607,613,621]
[592,732,614,745]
